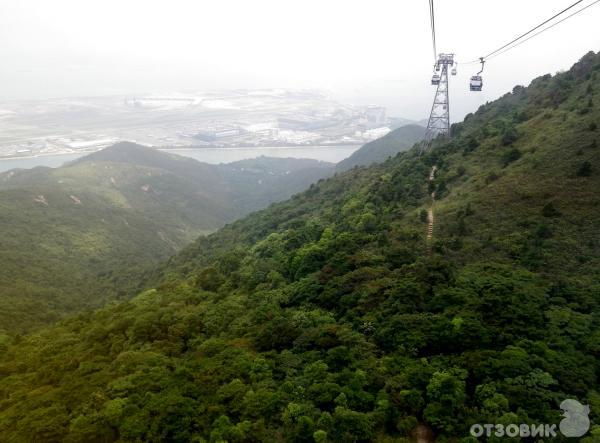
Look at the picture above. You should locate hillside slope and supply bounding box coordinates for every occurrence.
[0,145,333,333]
[216,156,335,215]
[336,124,426,171]
[0,52,599,441]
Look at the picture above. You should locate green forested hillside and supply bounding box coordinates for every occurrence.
[0,145,333,334]
[216,156,334,215]
[336,124,426,172]
[0,52,599,442]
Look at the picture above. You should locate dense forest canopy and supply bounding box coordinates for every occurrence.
[0,51,599,442]
[0,145,333,334]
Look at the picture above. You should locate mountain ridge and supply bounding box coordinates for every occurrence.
[336,124,427,171]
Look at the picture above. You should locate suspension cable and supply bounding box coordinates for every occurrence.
[486,0,600,61]
[429,0,438,64]
[483,0,584,59]
[460,0,588,64]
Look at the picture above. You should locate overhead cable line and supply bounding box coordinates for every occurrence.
[483,0,584,59]
[429,0,438,63]
[486,0,600,61]
[460,0,587,64]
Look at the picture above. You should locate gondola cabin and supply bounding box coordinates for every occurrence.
[470,75,483,91]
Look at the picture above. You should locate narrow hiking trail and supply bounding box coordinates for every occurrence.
[427,206,434,241]
[413,423,435,443]
[426,165,437,248]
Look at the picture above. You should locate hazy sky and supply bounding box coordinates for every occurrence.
[0,0,599,120]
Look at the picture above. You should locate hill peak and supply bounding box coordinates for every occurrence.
[74,141,177,165]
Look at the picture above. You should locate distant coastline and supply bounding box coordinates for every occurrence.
[0,150,97,162]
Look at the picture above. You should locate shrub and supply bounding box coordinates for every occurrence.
[396,416,418,435]
[501,126,518,146]
[513,110,529,123]
[461,137,478,156]
[502,148,522,166]
[542,202,561,217]
[534,224,553,239]
[500,127,517,146]
[577,161,592,177]
[485,172,499,184]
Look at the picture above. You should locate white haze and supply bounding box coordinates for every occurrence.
[0,0,599,121]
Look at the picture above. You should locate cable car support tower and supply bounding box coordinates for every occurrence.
[422,53,454,152]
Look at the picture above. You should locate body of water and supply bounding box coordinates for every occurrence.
[0,153,86,173]
[0,145,359,173]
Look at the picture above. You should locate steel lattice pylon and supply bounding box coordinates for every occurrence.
[421,53,453,153]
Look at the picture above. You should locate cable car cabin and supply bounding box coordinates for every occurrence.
[431,74,441,85]
[470,75,483,91]
[451,67,457,75]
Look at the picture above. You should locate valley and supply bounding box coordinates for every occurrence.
[0,118,426,336]
[0,143,337,334]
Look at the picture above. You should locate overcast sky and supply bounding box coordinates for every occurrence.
[0,0,598,121]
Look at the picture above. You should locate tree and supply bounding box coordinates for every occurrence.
[423,369,467,434]
[313,429,328,442]
[196,266,225,292]
[330,407,374,442]
[500,124,518,146]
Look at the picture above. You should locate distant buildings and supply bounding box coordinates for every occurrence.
[194,128,243,142]
[0,90,396,158]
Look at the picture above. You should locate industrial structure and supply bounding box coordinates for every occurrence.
[421,53,455,152]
